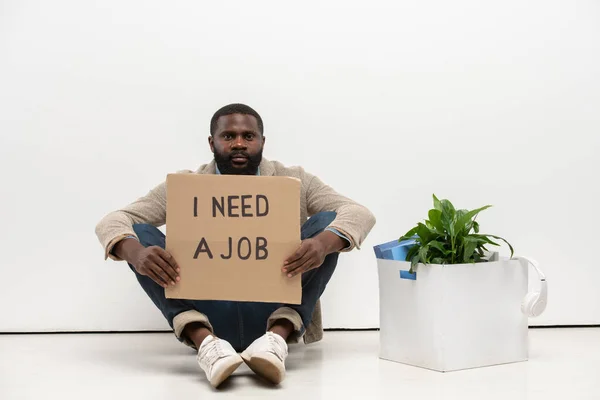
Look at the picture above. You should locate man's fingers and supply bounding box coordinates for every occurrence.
[286,257,314,277]
[156,248,180,273]
[289,261,316,277]
[284,251,311,272]
[285,246,317,271]
[285,243,309,266]
[150,264,172,287]
[150,254,178,284]
[146,268,168,288]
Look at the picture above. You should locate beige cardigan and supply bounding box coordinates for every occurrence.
[95,158,376,343]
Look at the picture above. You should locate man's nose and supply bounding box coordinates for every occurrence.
[231,135,246,149]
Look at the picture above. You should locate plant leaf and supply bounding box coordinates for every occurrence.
[410,255,420,274]
[433,194,442,211]
[473,221,480,233]
[418,244,430,263]
[441,199,456,219]
[440,200,456,237]
[399,226,418,242]
[462,236,479,263]
[457,209,476,233]
[456,209,468,232]
[455,205,492,235]
[456,209,468,219]
[428,209,444,232]
[470,234,500,247]
[483,234,515,258]
[416,222,441,244]
[428,240,447,256]
[405,244,420,262]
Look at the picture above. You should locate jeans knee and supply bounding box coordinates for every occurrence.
[301,211,337,239]
[133,224,165,248]
[313,211,336,225]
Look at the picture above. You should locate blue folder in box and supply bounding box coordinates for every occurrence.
[373,238,416,261]
[374,238,417,280]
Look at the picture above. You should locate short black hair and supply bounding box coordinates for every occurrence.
[210,103,264,136]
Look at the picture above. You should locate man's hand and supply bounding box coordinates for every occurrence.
[283,230,347,277]
[131,246,180,288]
[283,238,327,278]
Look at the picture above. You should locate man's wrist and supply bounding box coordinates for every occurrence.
[113,237,143,263]
[316,230,347,254]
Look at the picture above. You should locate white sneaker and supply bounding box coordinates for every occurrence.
[241,332,288,384]
[197,335,243,388]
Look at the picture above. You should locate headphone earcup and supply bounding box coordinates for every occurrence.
[521,292,540,317]
[530,294,547,317]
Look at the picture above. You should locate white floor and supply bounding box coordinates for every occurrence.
[1,329,599,400]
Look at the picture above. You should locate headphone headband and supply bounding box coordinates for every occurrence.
[514,256,547,317]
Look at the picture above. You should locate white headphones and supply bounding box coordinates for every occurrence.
[513,256,547,317]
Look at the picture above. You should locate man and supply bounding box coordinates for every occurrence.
[95,103,376,388]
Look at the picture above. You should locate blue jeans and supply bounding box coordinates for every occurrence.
[128,211,339,352]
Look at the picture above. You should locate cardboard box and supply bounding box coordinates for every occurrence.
[165,173,302,304]
[377,255,529,372]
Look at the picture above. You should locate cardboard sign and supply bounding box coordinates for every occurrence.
[164,173,302,304]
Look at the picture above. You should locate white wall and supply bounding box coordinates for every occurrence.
[1,0,599,332]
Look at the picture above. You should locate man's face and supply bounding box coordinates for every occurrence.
[209,113,265,175]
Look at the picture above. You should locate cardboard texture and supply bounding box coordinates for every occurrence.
[164,174,302,304]
[377,257,529,372]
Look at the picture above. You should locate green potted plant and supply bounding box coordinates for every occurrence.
[399,194,514,273]
[376,194,532,372]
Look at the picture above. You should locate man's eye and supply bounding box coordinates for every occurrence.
[245,134,254,140]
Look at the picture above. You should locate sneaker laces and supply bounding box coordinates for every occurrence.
[198,338,226,371]
[266,333,287,361]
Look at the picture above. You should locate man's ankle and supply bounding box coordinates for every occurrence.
[184,322,213,348]
[269,319,295,341]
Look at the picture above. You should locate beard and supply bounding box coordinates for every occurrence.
[214,148,263,175]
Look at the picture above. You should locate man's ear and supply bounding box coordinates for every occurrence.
[208,136,215,153]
